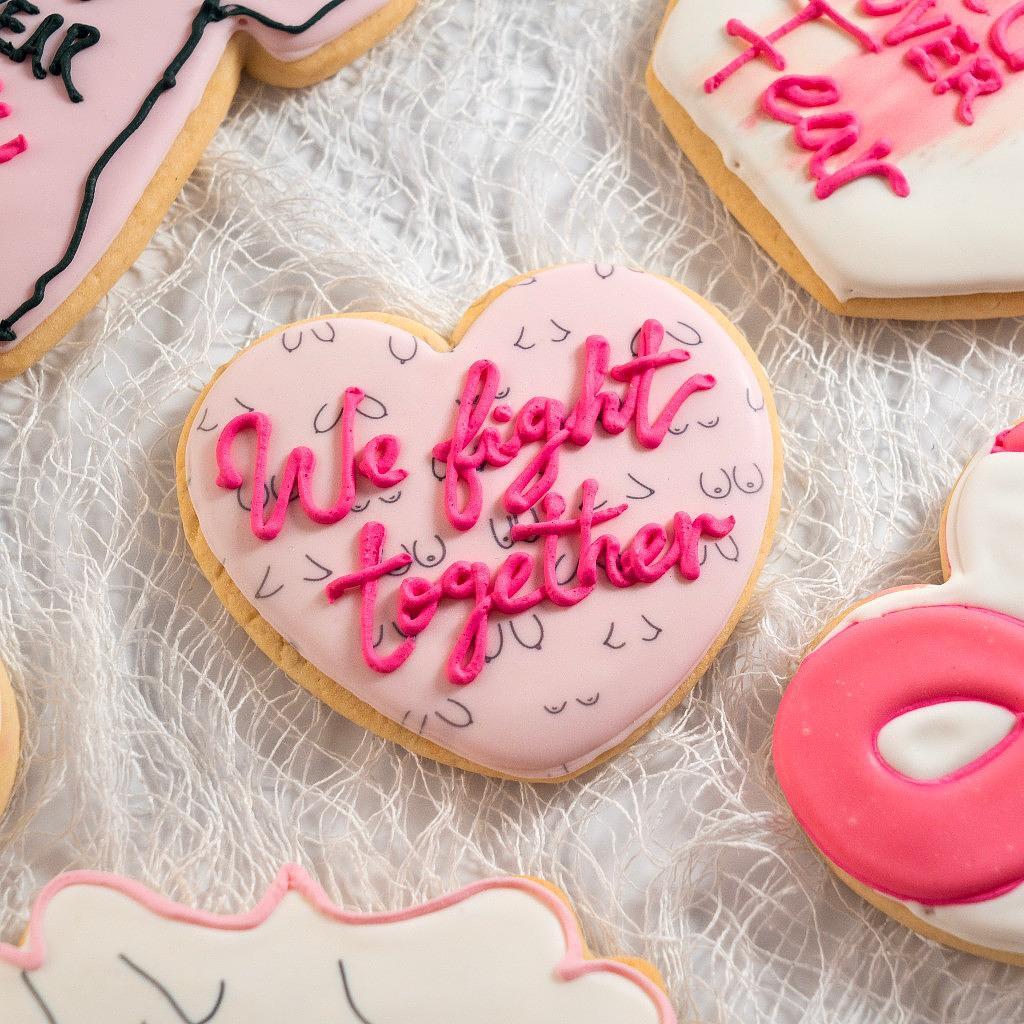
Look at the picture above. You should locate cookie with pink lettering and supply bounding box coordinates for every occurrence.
[0,660,18,819]
[178,263,781,781]
[648,0,1024,319]
[0,864,677,1022]
[0,0,416,381]
[775,423,1024,963]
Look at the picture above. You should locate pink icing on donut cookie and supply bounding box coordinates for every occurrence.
[182,264,780,779]
[773,428,1024,955]
[775,603,1024,905]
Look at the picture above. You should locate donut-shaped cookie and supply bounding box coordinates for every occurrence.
[775,423,1024,962]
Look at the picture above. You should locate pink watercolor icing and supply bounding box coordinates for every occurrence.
[184,264,778,778]
[704,0,1024,194]
[802,0,1024,159]
[0,865,677,1023]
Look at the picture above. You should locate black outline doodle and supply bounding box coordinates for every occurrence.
[388,333,417,365]
[697,416,720,429]
[716,535,740,562]
[235,482,269,513]
[401,710,429,735]
[356,394,388,419]
[233,397,255,412]
[699,469,732,500]
[732,463,765,494]
[378,490,402,505]
[431,456,447,482]
[120,953,225,1023]
[402,535,447,569]
[515,276,538,287]
[268,474,299,503]
[302,554,333,582]
[353,499,372,513]
[485,621,504,663]
[576,693,600,707]
[313,402,342,434]
[554,552,578,586]
[21,973,56,1024]
[282,330,303,353]
[435,698,473,728]
[665,322,702,346]
[745,387,765,412]
[640,615,663,642]
[372,623,384,649]
[513,326,535,350]
[338,961,375,1024]
[509,614,544,651]
[544,701,567,715]
[602,623,626,650]
[386,556,411,577]
[668,422,689,437]
[594,263,615,279]
[195,408,218,432]
[624,473,655,500]
[490,515,517,550]
[550,319,570,343]
[311,321,336,343]
[254,564,283,600]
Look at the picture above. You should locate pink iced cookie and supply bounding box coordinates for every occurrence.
[0,865,677,1023]
[0,0,416,380]
[179,263,781,781]
[775,425,1024,962]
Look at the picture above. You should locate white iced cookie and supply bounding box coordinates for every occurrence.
[648,0,1024,318]
[0,866,677,1023]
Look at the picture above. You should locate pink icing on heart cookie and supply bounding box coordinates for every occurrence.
[179,263,781,781]
[774,426,1024,961]
[0,0,415,379]
[0,865,677,1023]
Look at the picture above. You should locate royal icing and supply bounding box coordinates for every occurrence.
[0,865,675,1023]
[651,0,1024,300]
[774,430,1024,955]
[0,0,393,355]
[183,264,779,779]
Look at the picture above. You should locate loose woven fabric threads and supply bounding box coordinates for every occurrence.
[3,1,1024,1021]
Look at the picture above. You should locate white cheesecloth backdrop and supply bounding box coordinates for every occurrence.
[2,0,1022,1020]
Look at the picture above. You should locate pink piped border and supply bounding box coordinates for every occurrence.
[0,865,676,1023]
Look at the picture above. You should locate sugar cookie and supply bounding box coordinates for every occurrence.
[0,865,677,1023]
[648,0,1024,319]
[775,423,1024,963]
[0,0,416,380]
[178,263,782,781]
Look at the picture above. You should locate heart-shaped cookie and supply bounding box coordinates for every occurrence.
[0,0,415,380]
[179,263,781,781]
